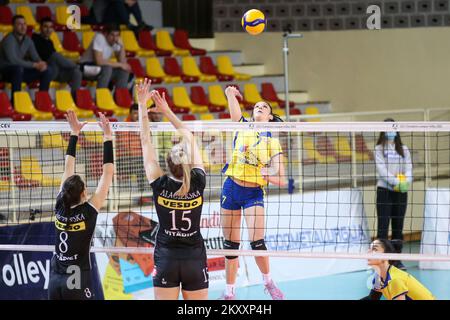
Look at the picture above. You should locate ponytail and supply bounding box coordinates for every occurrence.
[167,139,192,197]
[60,175,85,222]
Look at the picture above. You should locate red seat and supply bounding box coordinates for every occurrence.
[289,108,301,115]
[173,29,206,56]
[79,5,90,18]
[63,31,83,54]
[261,82,295,108]
[355,134,374,160]
[182,114,196,121]
[219,112,230,119]
[199,57,233,82]
[138,30,171,56]
[0,6,13,26]
[114,88,133,109]
[76,89,113,117]
[190,86,210,106]
[127,58,162,84]
[0,92,31,121]
[164,57,198,83]
[154,87,189,114]
[36,6,52,23]
[317,136,350,162]
[35,91,65,119]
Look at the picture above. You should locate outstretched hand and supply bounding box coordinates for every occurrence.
[149,90,170,114]
[225,86,243,100]
[135,78,153,107]
[66,110,87,135]
[98,112,112,140]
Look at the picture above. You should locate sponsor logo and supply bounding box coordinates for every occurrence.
[207,257,225,272]
[55,220,86,232]
[0,123,11,129]
[199,211,220,228]
[1,253,50,289]
[157,196,202,209]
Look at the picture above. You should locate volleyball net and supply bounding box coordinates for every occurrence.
[0,120,449,262]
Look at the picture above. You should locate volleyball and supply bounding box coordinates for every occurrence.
[241,9,266,35]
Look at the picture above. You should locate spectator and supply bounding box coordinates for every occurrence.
[79,24,131,90]
[32,18,82,98]
[0,15,52,103]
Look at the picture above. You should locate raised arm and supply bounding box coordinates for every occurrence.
[59,110,87,192]
[150,90,203,170]
[225,86,243,122]
[136,79,164,183]
[89,113,114,211]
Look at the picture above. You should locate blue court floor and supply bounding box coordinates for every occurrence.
[209,242,450,300]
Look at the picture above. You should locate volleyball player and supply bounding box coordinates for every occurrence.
[362,239,435,300]
[220,86,286,300]
[48,110,114,300]
[136,79,208,300]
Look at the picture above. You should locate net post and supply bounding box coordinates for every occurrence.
[110,134,119,213]
[424,109,431,188]
[351,132,358,188]
[297,132,303,194]
[8,138,17,223]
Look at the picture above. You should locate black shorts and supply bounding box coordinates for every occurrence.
[48,269,103,300]
[153,254,209,291]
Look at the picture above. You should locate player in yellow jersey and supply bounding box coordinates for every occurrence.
[362,239,435,300]
[220,86,287,300]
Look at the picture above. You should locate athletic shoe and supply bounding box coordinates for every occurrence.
[264,280,285,300]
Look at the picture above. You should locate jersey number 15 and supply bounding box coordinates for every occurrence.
[170,210,191,232]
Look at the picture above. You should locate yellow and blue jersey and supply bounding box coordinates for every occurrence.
[223,117,283,186]
[374,265,435,300]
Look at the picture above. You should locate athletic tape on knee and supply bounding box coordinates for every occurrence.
[224,240,240,260]
[250,239,267,251]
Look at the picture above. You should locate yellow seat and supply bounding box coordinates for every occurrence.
[50,32,79,60]
[0,180,11,192]
[96,88,129,117]
[200,113,215,121]
[55,6,90,31]
[82,31,95,50]
[83,132,103,144]
[20,156,60,187]
[121,30,155,57]
[146,58,180,83]
[217,55,251,81]
[243,83,279,107]
[182,57,216,82]
[55,90,94,118]
[9,0,26,2]
[272,108,285,117]
[334,136,370,162]
[14,92,53,120]
[16,6,37,29]
[304,106,320,122]
[173,87,208,113]
[208,85,228,109]
[303,138,335,164]
[42,133,69,149]
[155,30,189,56]
[0,24,12,33]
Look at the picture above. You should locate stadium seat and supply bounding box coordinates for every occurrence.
[55,90,94,118]
[173,29,207,56]
[82,31,95,50]
[217,56,251,81]
[219,112,230,119]
[121,30,155,57]
[20,156,60,187]
[303,137,335,164]
[114,88,133,109]
[0,6,13,33]
[272,107,285,117]
[36,6,52,23]
[190,86,213,111]
[50,32,79,59]
[317,136,350,162]
[164,57,198,83]
[208,85,228,112]
[96,88,129,117]
[127,58,149,82]
[173,87,207,113]
[155,30,189,56]
[243,83,272,110]
[35,91,66,120]
[146,57,180,83]
[182,57,216,82]
[355,134,373,161]
[199,56,233,82]
[261,82,295,108]
[200,113,214,121]
[154,87,188,114]
[333,136,355,162]
[138,30,171,56]
[16,6,37,30]
[42,133,69,149]
[63,31,84,55]
[76,89,112,117]
[0,92,31,121]
[182,114,196,121]
[304,106,320,122]
[290,108,301,115]
[14,92,53,120]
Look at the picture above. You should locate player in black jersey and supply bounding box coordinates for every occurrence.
[48,110,114,300]
[136,79,209,300]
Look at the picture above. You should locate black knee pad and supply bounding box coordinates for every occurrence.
[224,240,240,260]
[250,239,267,251]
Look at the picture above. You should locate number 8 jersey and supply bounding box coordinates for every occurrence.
[150,168,206,259]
